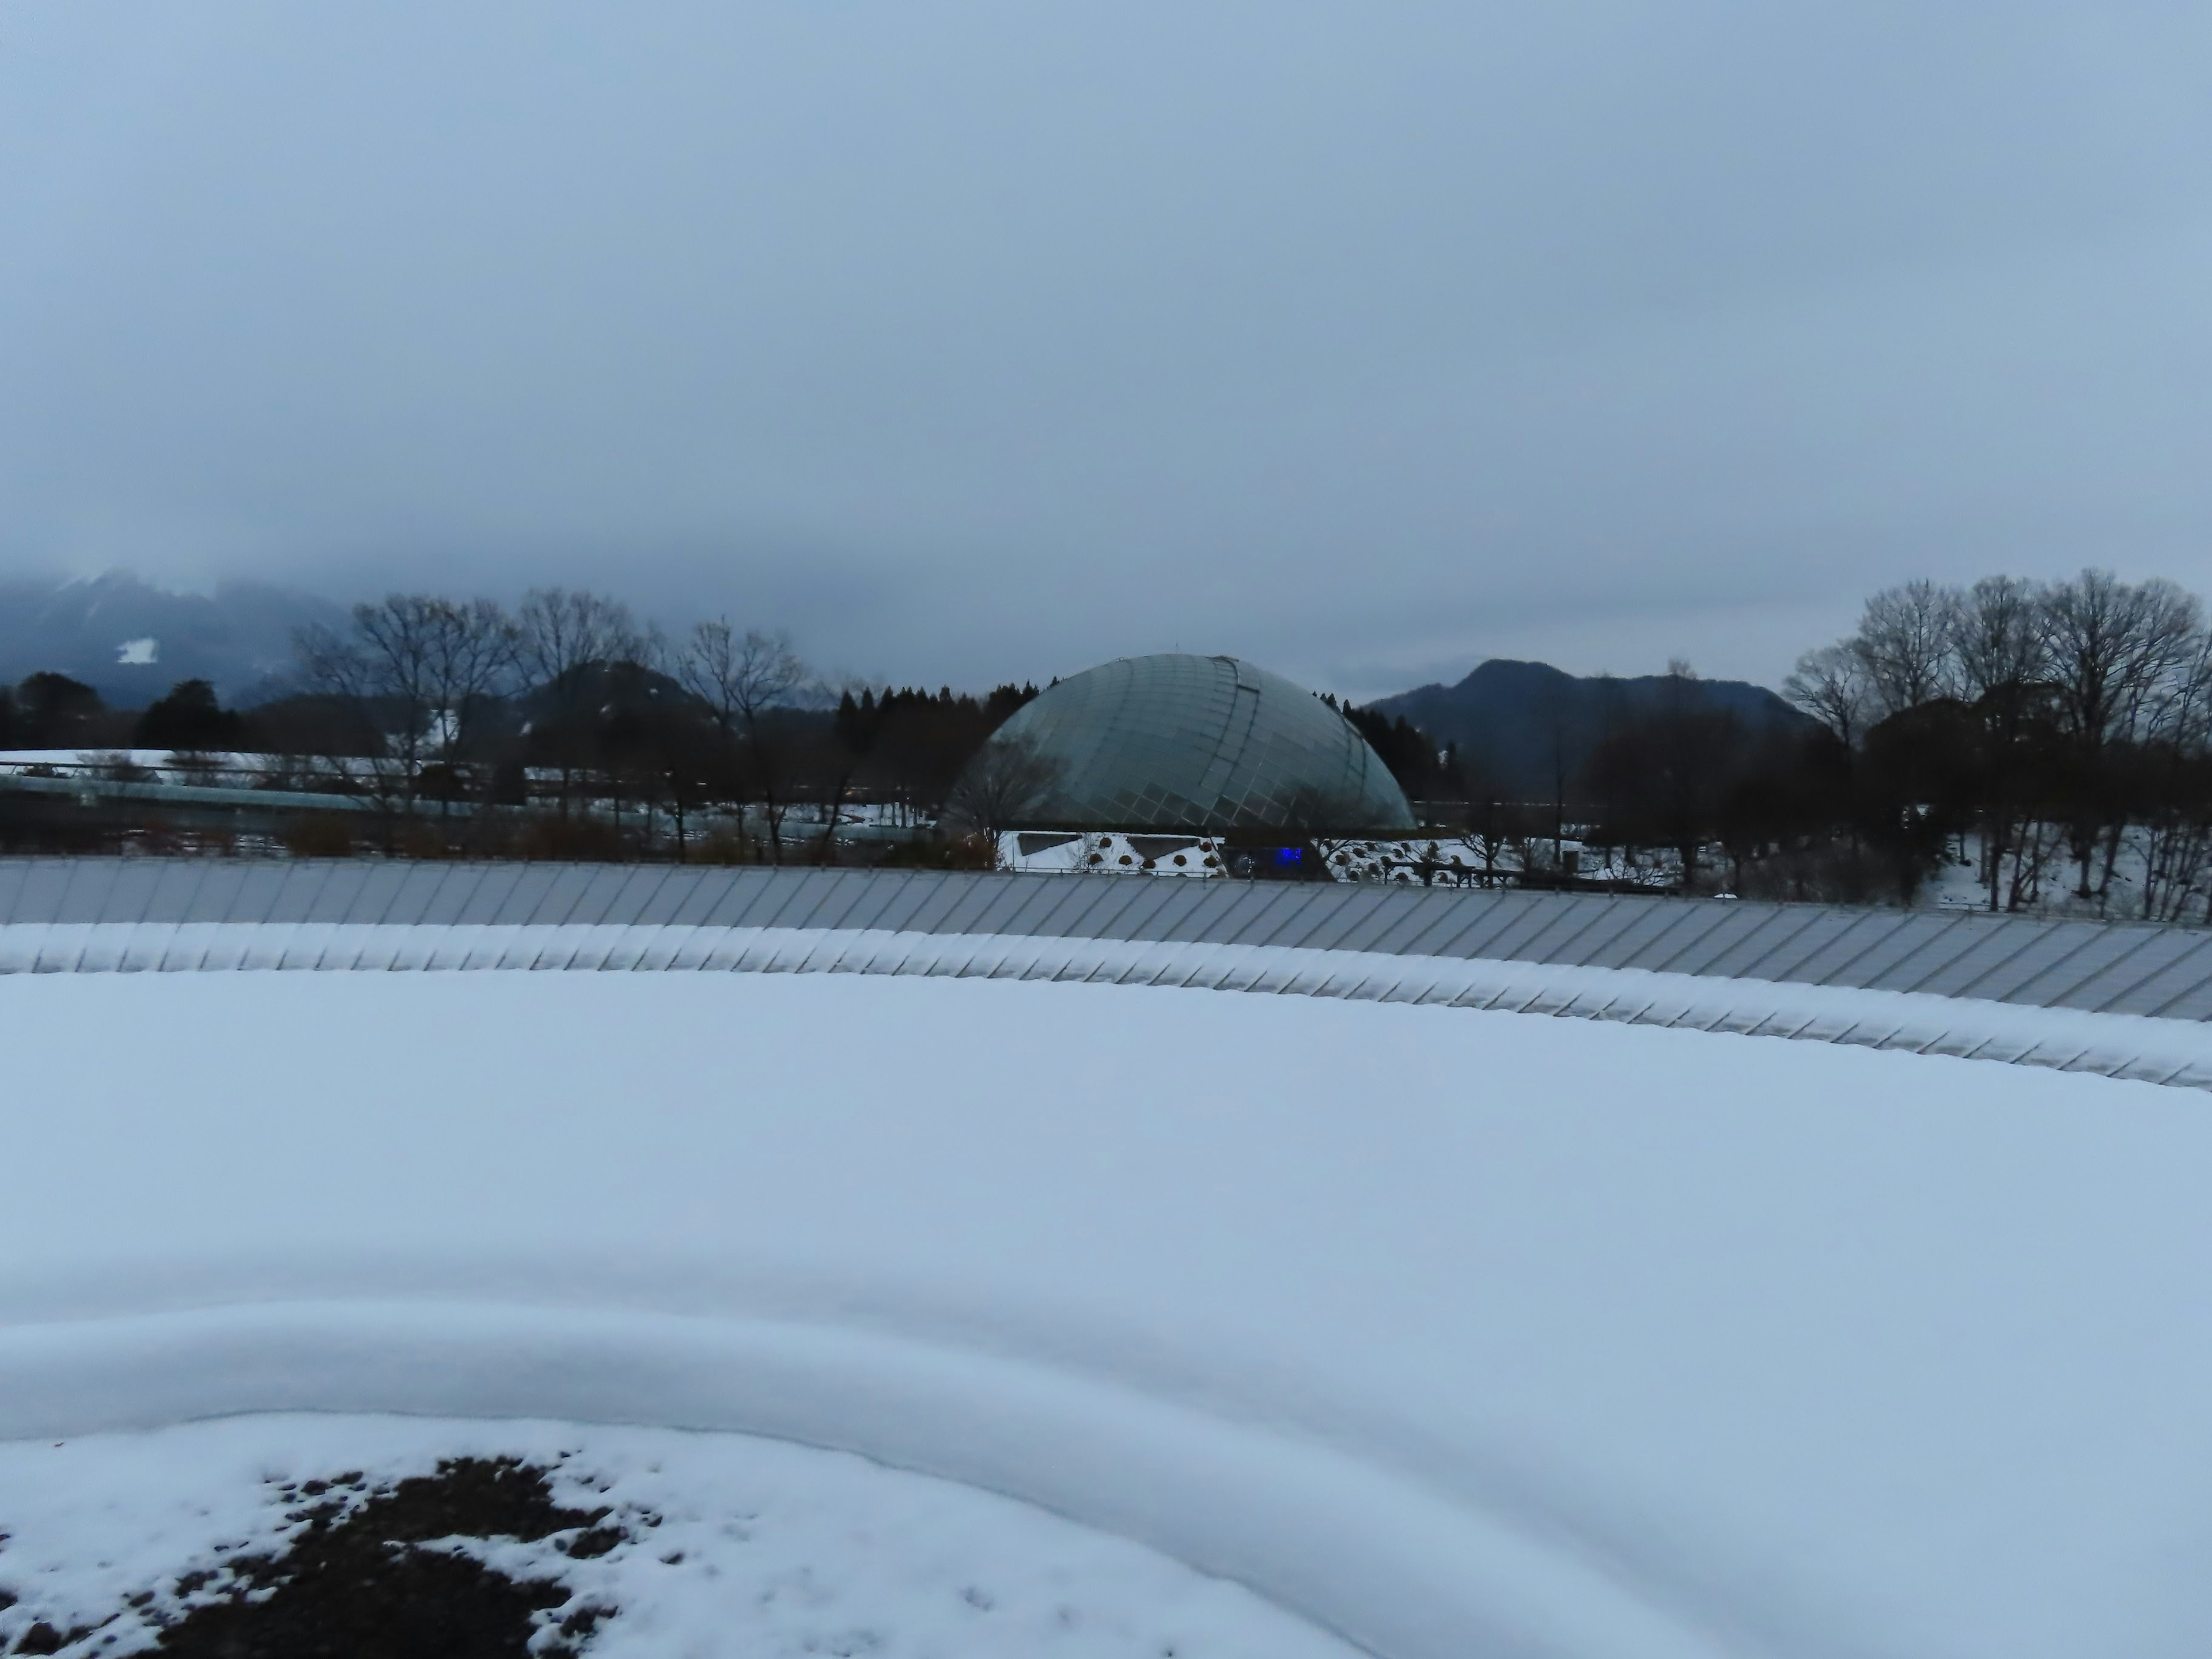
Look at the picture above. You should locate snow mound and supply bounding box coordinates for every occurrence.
[0,1415,1353,1658]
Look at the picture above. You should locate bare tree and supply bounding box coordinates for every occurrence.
[1950,575,2049,910]
[1782,642,1874,748]
[422,597,518,803]
[289,594,515,823]
[516,588,644,815]
[2138,630,2212,921]
[2043,570,2203,899]
[299,596,444,815]
[941,731,1065,854]
[676,621,808,862]
[1850,579,1957,717]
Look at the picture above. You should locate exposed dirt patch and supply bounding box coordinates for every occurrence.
[119,1457,622,1659]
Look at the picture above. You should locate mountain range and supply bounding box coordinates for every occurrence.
[0,573,344,707]
[1368,658,1810,798]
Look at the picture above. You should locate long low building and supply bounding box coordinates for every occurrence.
[3,858,2210,1018]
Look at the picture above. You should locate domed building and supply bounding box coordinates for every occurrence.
[961,653,1415,834]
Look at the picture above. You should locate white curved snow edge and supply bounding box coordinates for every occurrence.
[0,1300,1722,1659]
[2,919,2206,1088]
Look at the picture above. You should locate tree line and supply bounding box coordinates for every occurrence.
[10,568,2212,913]
[0,589,1038,865]
[1384,569,2212,917]
[1777,570,2212,918]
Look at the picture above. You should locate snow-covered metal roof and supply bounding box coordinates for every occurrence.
[6,859,2212,1020]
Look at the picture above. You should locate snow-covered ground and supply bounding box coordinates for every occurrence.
[0,1415,1349,1658]
[4,968,2211,1656]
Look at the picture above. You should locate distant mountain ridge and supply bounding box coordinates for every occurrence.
[0,573,344,707]
[1369,658,1810,798]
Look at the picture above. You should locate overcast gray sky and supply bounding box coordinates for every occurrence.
[3,2,2210,698]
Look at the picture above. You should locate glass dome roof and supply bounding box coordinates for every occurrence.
[971,653,1415,833]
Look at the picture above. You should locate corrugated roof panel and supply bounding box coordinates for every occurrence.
[2082,933,2212,1016]
[1864,915,1990,995]
[1043,879,1152,941]
[78,861,158,923]
[1143,881,1241,943]
[1777,910,1916,987]
[621,865,692,926]
[410,864,482,926]
[247,861,328,922]
[17,858,2212,1017]
[2139,950,2212,1020]
[1747,910,1873,985]
[1328,888,1437,954]
[1890,921,2047,1001]
[1009,876,1101,942]
[172,864,257,924]
[59,859,122,921]
[167,862,238,922]
[0,861,39,923]
[1096,878,1199,942]
[446,865,521,925]
[1009,878,1108,940]
[984,876,1088,938]
[677,870,755,927]
[882,873,977,934]
[1627,904,1741,974]
[724,869,806,930]
[1285,887,1392,953]
[1507,894,1628,967]
[793,869,858,931]
[1218,885,1324,948]
[2018,928,2173,1010]
[1935,922,2092,1003]
[647,867,719,927]
[291,862,370,924]
[829,870,928,934]
[950,874,1047,937]
[1817,912,1964,991]
[1639,906,1779,977]
[521,865,598,926]
[1377,888,1496,958]
[1361,888,1482,956]
[574,866,661,926]
[1414,896,1525,962]
[1696,907,1830,982]
[1428,891,1544,960]
[917,873,1012,935]
[1499,893,1631,965]
[1567,900,1684,968]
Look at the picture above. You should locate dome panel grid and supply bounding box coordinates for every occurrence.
[976,653,1414,832]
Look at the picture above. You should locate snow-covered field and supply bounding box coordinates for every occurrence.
[3,968,2211,1657]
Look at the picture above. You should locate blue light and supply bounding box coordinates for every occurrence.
[1274,846,1302,865]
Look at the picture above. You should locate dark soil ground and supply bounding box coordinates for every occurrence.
[2,1457,627,1659]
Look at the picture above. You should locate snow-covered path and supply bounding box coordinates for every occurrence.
[3,969,2210,1657]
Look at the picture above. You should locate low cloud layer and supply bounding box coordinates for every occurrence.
[3,3,2209,697]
